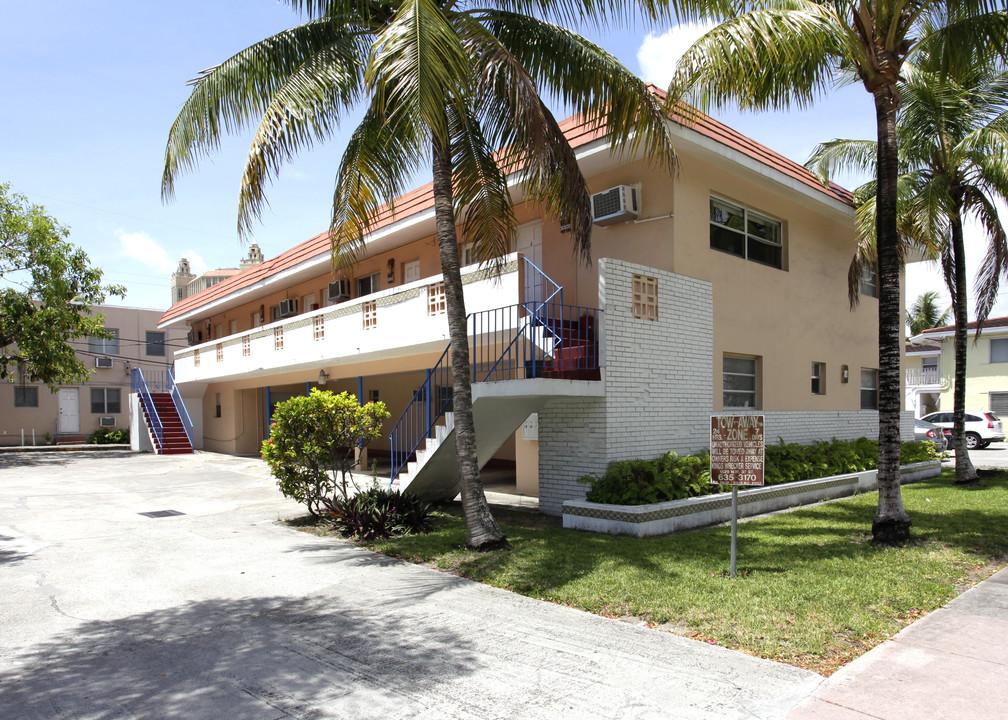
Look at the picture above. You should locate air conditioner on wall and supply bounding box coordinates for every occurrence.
[591,185,640,225]
[277,298,298,318]
[99,416,116,427]
[95,357,113,368]
[327,279,350,303]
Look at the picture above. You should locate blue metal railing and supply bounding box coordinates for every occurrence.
[387,257,601,484]
[131,368,163,449]
[166,368,194,449]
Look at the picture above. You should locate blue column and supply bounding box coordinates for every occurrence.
[306,382,311,397]
[266,386,271,439]
[358,376,363,405]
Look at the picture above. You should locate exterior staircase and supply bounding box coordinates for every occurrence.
[143,393,194,455]
[388,258,602,500]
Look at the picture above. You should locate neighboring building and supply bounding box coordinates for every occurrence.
[910,317,1008,416]
[170,244,265,306]
[157,102,911,515]
[1,305,188,445]
[904,341,944,417]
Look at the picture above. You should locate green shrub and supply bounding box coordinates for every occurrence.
[579,438,942,505]
[327,486,433,540]
[87,427,129,444]
[261,389,390,517]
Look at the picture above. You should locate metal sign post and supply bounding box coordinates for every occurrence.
[710,415,765,578]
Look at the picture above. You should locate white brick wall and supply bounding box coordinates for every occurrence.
[535,259,914,516]
[600,258,714,459]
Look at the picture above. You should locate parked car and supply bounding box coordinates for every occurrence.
[920,411,1005,449]
[914,419,948,452]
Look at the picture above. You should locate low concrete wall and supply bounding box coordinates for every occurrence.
[562,461,942,537]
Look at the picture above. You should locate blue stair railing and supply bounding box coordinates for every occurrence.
[388,257,600,485]
[131,368,163,449]
[166,368,194,450]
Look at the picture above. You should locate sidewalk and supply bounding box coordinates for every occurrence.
[788,566,1008,719]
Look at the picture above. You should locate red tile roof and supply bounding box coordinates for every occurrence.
[922,316,1008,334]
[159,92,853,325]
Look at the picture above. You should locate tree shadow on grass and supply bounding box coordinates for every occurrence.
[0,595,478,720]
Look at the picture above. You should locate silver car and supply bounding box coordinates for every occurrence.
[914,418,948,451]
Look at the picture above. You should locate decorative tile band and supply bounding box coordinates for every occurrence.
[176,259,519,360]
[564,475,859,524]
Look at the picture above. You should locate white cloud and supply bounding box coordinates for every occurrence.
[637,21,717,88]
[117,230,175,274]
[116,230,208,276]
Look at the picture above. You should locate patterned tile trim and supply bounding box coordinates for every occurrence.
[175,260,518,360]
[564,476,858,524]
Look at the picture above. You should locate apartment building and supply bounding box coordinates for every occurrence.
[2,305,188,445]
[156,106,911,515]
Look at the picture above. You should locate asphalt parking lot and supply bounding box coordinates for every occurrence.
[0,450,819,720]
[945,441,1008,469]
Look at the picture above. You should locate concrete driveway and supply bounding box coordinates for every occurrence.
[0,450,820,720]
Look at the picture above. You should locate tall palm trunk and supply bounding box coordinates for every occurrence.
[949,196,979,483]
[431,136,508,550]
[872,83,912,544]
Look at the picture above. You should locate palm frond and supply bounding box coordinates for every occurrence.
[805,138,877,187]
[967,186,1008,330]
[447,102,516,272]
[163,18,352,204]
[367,0,470,143]
[328,97,427,270]
[667,1,847,114]
[237,37,368,238]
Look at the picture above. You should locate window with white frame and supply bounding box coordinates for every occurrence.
[811,362,825,395]
[632,274,658,321]
[88,329,119,355]
[357,272,379,298]
[710,197,783,269]
[90,388,121,414]
[403,259,421,284]
[723,355,759,408]
[991,338,1008,363]
[860,368,879,409]
[14,386,38,407]
[860,263,878,298]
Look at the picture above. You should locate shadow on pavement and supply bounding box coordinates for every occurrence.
[0,595,478,719]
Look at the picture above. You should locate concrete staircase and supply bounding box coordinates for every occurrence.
[141,393,193,455]
[391,379,602,500]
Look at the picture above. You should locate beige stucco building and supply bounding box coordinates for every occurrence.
[2,305,188,445]
[155,104,911,515]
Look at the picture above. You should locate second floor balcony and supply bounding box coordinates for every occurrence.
[905,367,945,389]
[173,255,528,385]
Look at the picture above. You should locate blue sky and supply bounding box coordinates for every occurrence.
[0,1,992,320]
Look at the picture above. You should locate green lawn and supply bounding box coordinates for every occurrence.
[362,469,1008,675]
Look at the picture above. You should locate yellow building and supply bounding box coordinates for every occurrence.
[153,105,910,515]
[911,318,1008,416]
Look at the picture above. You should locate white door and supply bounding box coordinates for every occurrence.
[58,389,80,433]
[516,221,544,301]
[403,259,421,284]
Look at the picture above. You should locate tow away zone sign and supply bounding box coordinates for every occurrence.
[710,415,765,486]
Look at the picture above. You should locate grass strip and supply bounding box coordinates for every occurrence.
[356,469,1008,675]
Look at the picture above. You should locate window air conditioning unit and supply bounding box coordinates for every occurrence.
[328,279,351,303]
[591,185,640,226]
[95,357,113,369]
[277,298,298,318]
[99,416,116,427]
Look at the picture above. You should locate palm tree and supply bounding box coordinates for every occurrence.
[162,0,683,549]
[809,62,1008,484]
[907,291,951,336]
[667,1,1008,544]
